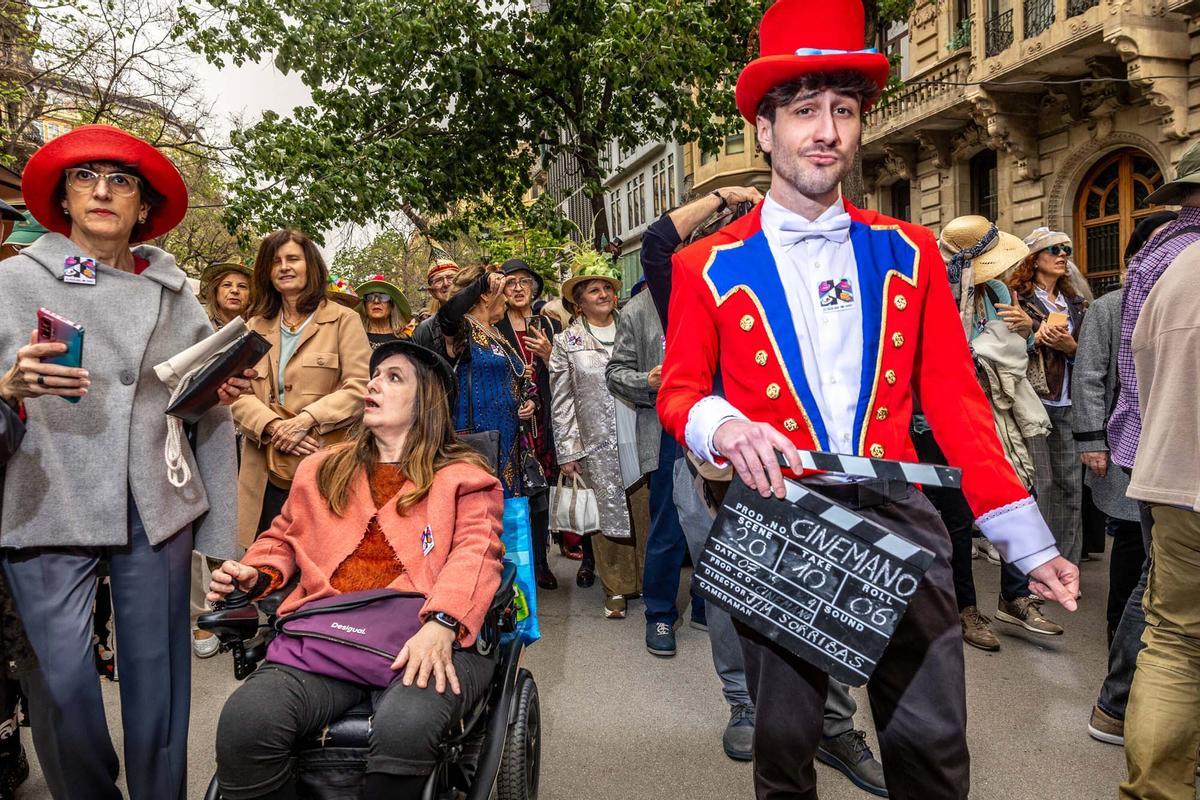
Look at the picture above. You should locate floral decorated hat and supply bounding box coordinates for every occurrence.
[326,275,360,308]
[560,249,622,313]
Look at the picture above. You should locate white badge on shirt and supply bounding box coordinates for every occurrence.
[817,278,855,313]
[63,255,97,286]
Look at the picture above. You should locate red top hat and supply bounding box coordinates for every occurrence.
[22,124,189,242]
[734,0,892,122]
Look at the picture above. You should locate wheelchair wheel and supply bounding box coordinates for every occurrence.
[496,669,540,800]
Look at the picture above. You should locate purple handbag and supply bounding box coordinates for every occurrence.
[265,588,427,687]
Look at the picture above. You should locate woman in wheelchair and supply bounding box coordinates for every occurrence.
[208,340,504,800]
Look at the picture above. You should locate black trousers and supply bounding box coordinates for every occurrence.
[256,481,291,541]
[735,485,969,800]
[911,428,1026,606]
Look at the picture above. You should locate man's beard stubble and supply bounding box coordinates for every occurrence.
[773,147,853,201]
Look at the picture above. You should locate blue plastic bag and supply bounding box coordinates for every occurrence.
[501,496,541,645]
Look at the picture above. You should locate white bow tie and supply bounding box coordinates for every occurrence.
[775,212,852,246]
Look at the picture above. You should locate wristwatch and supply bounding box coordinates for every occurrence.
[710,189,728,213]
[431,612,461,634]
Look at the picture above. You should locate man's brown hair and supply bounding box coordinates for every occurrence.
[755,71,879,167]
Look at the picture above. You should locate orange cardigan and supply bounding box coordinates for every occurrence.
[241,449,504,645]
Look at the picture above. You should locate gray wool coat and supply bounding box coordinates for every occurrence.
[1071,289,1138,522]
[0,233,239,557]
[605,291,665,476]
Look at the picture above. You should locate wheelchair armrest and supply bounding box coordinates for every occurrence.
[489,562,517,617]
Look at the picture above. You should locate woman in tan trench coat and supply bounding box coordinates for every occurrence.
[232,230,370,547]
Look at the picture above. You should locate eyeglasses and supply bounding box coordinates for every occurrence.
[1045,244,1073,257]
[509,277,536,289]
[429,275,455,288]
[364,293,392,304]
[64,168,142,198]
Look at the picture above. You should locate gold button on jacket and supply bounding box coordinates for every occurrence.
[885,369,897,385]
[893,295,908,310]
[875,407,889,421]
[891,332,905,348]
[870,443,885,458]
[766,383,781,400]
[755,350,768,366]
[740,315,755,331]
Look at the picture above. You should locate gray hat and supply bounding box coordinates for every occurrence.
[1146,140,1200,205]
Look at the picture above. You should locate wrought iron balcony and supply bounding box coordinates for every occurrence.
[1024,0,1055,37]
[1067,0,1099,16]
[984,9,1014,56]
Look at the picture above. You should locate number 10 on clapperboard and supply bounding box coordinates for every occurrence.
[691,450,960,687]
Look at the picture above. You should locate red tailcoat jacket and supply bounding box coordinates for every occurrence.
[657,202,1057,573]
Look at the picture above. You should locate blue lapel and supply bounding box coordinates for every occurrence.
[703,230,830,450]
[848,223,920,451]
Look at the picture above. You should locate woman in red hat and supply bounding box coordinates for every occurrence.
[0,124,248,800]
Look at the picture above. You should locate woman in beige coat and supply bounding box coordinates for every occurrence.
[232,230,371,547]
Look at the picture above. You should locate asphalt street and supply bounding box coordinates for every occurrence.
[18,549,1146,799]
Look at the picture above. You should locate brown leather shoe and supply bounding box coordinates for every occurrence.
[995,595,1063,635]
[960,606,1000,651]
[1087,705,1124,746]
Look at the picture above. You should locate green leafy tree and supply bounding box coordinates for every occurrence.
[178,0,769,247]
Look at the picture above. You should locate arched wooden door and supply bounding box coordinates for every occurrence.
[1074,148,1164,297]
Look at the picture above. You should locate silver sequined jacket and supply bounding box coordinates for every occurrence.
[548,321,631,538]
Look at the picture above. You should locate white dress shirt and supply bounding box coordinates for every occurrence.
[685,193,863,460]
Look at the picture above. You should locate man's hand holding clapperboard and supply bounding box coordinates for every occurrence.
[711,419,1080,612]
[698,420,1078,684]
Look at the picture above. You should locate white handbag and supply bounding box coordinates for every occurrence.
[549,473,601,534]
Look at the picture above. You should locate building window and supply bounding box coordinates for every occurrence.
[725,131,746,155]
[610,191,622,238]
[881,21,911,80]
[666,152,676,210]
[890,181,911,223]
[970,150,998,223]
[1075,147,1164,297]
[651,161,664,217]
[626,174,646,230]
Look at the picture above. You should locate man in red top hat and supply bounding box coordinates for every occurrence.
[657,0,1081,797]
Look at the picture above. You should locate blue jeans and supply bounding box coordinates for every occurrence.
[643,431,701,625]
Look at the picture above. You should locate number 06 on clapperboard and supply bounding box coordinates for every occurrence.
[692,450,962,687]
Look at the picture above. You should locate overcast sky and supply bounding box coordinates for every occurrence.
[192,57,381,261]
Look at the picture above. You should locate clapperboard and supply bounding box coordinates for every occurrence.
[693,450,959,686]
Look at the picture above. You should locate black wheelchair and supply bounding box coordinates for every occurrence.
[198,561,540,800]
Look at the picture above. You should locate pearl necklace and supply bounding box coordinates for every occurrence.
[466,315,525,378]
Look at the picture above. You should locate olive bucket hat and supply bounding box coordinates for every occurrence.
[1146,139,1200,206]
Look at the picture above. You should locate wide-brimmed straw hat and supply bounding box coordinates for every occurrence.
[1146,139,1200,206]
[356,274,412,321]
[940,215,1029,286]
[199,261,253,289]
[22,123,188,241]
[561,251,622,313]
[734,0,891,122]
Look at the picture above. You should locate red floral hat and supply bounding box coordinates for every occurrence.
[21,124,189,242]
[734,0,892,122]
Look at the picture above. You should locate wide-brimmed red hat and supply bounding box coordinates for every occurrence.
[22,124,189,242]
[735,0,891,122]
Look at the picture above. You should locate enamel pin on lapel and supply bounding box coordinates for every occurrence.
[421,525,435,556]
[63,255,97,285]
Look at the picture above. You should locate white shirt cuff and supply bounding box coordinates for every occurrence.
[684,396,748,465]
[976,496,1060,574]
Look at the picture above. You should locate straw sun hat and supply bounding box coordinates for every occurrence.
[939,215,1029,286]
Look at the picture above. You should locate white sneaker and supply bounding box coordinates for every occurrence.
[192,629,220,658]
[975,538,1001,565]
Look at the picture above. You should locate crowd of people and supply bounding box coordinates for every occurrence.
[0,0,1197,797]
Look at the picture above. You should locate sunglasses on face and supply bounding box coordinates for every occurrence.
[64,167,142,198]
[364,293,392,304]
[1045,244,1073,257]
